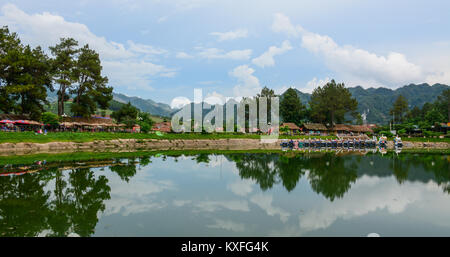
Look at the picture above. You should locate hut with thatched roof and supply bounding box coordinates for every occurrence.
[301,123,328,135]
[280,123,301,135]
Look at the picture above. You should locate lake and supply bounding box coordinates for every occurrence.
[0,151,449,237]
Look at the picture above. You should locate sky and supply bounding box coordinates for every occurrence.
[1,0,450,108]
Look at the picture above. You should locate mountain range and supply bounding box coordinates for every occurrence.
[47,83,449,124]
[287,83,449,124]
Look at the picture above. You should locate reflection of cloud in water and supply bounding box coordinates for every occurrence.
[173,200,192,207]
[103,171,175,216]
[227,179,255,196]
[298,175,448,234]
[207,219,246,232]
[250,193,290,223]
[194,200,250,212]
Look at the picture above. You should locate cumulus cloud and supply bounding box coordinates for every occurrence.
[301,77,331,93]
[197,47,252,60]
[250,193,290,223]
[0,4,175,91]
[176,51,194,59]
[210,29,248,42]
[271,13,426,88]
[252,40,292,68]
[170,96,191,109]
[229,65,262,98]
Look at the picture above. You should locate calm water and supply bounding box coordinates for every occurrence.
[0,151,449,237]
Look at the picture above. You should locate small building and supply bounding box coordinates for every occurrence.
[301,123,328,135]
[280,123,301,135]
[152,121,172,133]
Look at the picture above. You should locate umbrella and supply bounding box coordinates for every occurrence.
[0,120,14,124]
[14,120,30,125]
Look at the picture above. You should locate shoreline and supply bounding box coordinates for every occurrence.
[0,138,448,156]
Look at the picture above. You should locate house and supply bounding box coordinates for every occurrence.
[280,123,301,135]
[152,121,172,133]
[301,123,328,135]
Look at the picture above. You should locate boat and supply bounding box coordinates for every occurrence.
[394,135,403,148]
[378,135,387,147]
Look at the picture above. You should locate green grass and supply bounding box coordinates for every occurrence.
[0,131,336,144]
[402,137,450,143]
[1,148,448,168]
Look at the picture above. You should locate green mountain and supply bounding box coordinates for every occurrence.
[112,93,174,117]
[284,83,449,124]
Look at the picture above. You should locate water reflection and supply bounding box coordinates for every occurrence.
[0,152,448,236]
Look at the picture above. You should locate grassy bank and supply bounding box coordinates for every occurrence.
[0,131,449,144]
[0,131,336,144]
[1,148,448,167]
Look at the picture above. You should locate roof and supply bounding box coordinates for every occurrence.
[62,116,115,125]
[281,123,300,130]
[152,122,172,132]
[331,124,373,133]
[302,123,327,131]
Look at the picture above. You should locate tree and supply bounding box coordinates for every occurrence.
[111,102,138,128]
[309,79,358,127]
[137,112,155,133]
[390,95,408,123]
[435,89,449,122]
[41,112,60,126]
[425,108,445,125]
[49,38,79,116]
[70,44,112,117]
[280,88,305,125]
[0,26,22,114]
[0,26,52,120]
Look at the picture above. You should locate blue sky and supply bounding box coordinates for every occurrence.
[1,0,450,107]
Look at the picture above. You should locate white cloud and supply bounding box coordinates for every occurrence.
[229,65,262,98]
[103,60,175,90]
[271,13,302,38]
[297,175,450,234]
[176,51,194,59]
[0,4,175,91]
[207,219,246,232]
[227,179,254,196]
[170,96,191,109]
[272,13,426,88]
[204,91,226,106]
[301,77,331,93]
[198,48,252,60]
[250,193,290,223]
[126,40,167,55]
[210,29,248,42]
[252,40,292,68]
[195,200,250,213]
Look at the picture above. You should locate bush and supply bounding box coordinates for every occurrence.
[41,112,60,125]
[378,130,393,137]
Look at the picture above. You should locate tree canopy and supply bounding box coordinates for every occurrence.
[309,79,358,126]
[0,26,53,120]
[280,87,305,125]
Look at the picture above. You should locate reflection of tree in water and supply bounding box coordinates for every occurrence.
[307,154,358,201]
[110,158,137,182]
[227,153,359,200]
[388,153,450,193]
[0,169,51,236]
[193,153,210,164]
[227,154,280,191]
[0,166,111,237]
